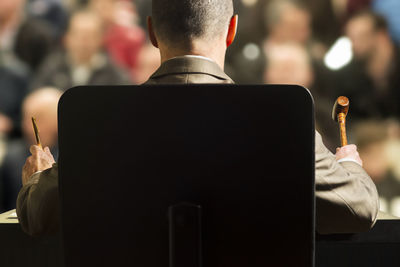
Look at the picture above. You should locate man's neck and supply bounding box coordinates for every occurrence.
[158,41,226,70]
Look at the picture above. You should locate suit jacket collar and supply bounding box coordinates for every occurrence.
[149,56,233,83]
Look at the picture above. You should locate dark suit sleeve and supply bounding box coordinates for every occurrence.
[16,164,59,236]
[315,131,379,234]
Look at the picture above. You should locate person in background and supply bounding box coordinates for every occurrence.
[302,0,341,47]
[88,0,145,82]
[263,42,339,151]
[30,9,131,91]
[353,120,400,216]
[0,0,54,76]
[333,10,400,120]
[27,0,69,39]
[0,67,28,138]
[226,0,318,84]
[262,0,327,60]
[263,43,314,89]
[0,87,61,212]
[263,0,312,47]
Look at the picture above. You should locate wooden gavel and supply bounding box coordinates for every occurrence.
[332,96,350,147]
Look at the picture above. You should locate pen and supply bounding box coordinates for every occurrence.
[31,117,43,150]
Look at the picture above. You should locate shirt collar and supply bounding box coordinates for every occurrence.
[150,55,233,82]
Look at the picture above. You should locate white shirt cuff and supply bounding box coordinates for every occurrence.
[32,170,43,176]
[337,157,361,166]
[29,170,43,180]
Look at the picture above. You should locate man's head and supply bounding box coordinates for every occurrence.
[345,11,389,60]
[148,0,237,67]
[21,87,63,148]
[64,10,105,65]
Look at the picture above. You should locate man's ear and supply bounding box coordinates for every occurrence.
[147,16,159,48]
[226,15,238,48]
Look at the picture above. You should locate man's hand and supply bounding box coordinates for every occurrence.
[336,144,363,166]
[22,145,56,185]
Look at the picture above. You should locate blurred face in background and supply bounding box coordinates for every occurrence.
[89,0,137,27]
[346,16,377,60]
[0,0,24,24]
[264,43,314,88]
[272,6,311,45]
[89,0,116,24]
[64,12,104,65]
[22,88,62,148]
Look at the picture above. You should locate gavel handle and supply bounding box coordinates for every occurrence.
[338,113,348,147]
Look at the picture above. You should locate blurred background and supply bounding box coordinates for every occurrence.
[1,0,400,216]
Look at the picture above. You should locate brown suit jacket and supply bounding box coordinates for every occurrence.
[17,56,379,236]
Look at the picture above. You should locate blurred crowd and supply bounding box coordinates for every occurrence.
[1,0,400,216]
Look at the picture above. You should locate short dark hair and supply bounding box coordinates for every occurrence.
[152,0,234,48]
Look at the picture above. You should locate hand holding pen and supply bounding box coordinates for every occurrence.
[21,117,56,185]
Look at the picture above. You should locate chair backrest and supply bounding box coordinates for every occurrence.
[58,84,315,267]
